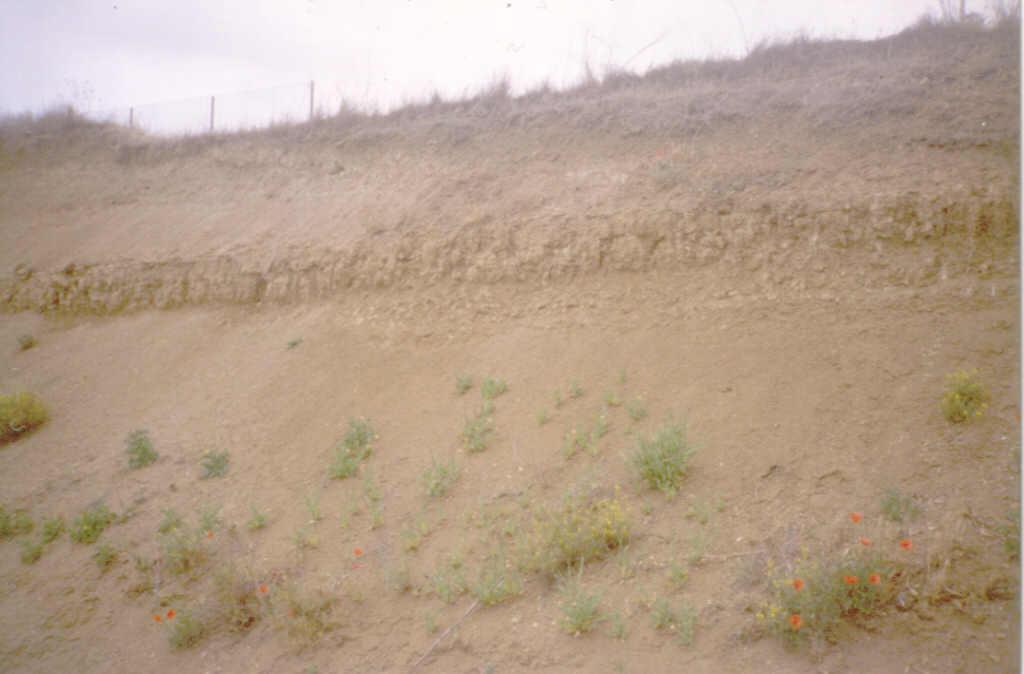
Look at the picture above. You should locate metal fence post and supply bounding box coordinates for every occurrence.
[209,96,215,132]
[309,80,315,121]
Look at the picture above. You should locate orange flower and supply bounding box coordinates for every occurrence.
[153,614,162,623]
[205,530,214,539]
[843,575,859,585]
[354,547,364,557]
[792,578,805,591]
[849,512,863,524]
[789,614,803,630]
[166,609,176,620]
[900,539,913,551]
[258,583,269,595]
[860,537,872,546]
[868,573,882,585]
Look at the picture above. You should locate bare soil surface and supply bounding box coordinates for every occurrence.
[0,19,1020,674]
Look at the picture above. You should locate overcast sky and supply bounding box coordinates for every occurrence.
[0,1,987,132]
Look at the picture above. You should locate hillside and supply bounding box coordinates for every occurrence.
[0,18,1020,674]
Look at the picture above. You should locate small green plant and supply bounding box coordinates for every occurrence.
[200,450,230,479]
[686,530,709,564]
[158,508,184,534]
[562,427,593,459]
[592,415,609,441]
[604,391,622,407]
[304,493,323,523]
[430,557,467,604]
[70,503,116,544]
[125,429,158,469]
[40,516,65,543]
[462,405,494,453]
[20,539,44,564]
[161,527,208,576]
[0,392,48,443]
[880,489,920,523]
[0,506,34,539]
[941,369,989,423]
[480,377,508,400]
[626,398,647,422]
[668,561,690,588]
[630,423,695,495]
[247,507,268,531]
[17,334,37,351]
[292,525,319,551]
[559,576,603,635]
[472,556,522,606]
[997,510,1020,559]
[93,543,119,571]
[168,610,207,650]
[400,517,429,552]
[422,456,460,497]
[519,490,630,576]
[537,409,551,426]
[686,497,724,525]
[423,610,439,634]
[383,557,414,594]
[197,505,221,534]
[287,338,302,350]
[273,585,337,648]
[329,418,375,479]
[569,381,584,400]
[455,374,474,395]
[650,597,697,645]
[211,565,262,632]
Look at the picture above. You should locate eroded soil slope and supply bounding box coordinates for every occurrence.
[0,19,1019,674]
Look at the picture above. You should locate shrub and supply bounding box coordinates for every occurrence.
[0,506,34,539]
[273,585,337,648]
[0,392,48,443]
[480,377,508,400]
[40,516,65,543]
[423,456,460,497]
[630,423,695,495]
[20,539,44,564]
[519,490,630,576]
[17,334,37,351]
[328,418,375,479]
[168,610,207,650]
[559,577,603,634]
[455,374,473,395]
[211,565,262,632]
[70,503,116,544]
[93,543,119,571]
[461,405,494,453]
[941,369,989,423]
[200,450,230,479]
[125,429,158,469]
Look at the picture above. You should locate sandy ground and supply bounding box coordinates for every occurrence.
[0,18,1020,674]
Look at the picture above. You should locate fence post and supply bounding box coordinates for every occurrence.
[129,107,134,129]
[209,96,215,132]
[309,80,315,121]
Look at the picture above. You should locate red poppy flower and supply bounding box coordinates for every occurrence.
[258,583,269,594]
[153,614,162,623]
[843,575,859,585]
[860,537,872,546]
[166,609,176,620]
[868,573,882,585]
[206,530,214,539]
[849,512,863,524]
[900,539,913,551]
[354,547,364,557]
[789,614,802,630]
[792,578,805,591]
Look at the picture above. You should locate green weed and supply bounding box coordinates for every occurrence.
[559,576,603,635]
[422,456,460,497]
[329,418,375,479]
[625,398,647,422]
[480,377,508,400]
[40,516,65,543]
[455,374,473,395]
[519,490,630,576]
[158,508,184,534]
[630,423,695,495]
[70,503,116,544]
[0,506,34,539]
[93,543,119,572]
[17,334,37,351]
[125,429,158,469]
[200,450,230,479]
[941,369,989,423]
[462,404,494,453]
[880,489,920,523]
[0,392,48,443]
[247,507,269,531]
[20,539,44,564]
[168,610,207,650]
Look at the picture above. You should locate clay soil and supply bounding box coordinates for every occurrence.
[0,19,1020,674]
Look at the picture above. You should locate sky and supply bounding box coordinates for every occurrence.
[0,0,993,134]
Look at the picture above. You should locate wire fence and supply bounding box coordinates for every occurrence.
[95,81,326,136]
